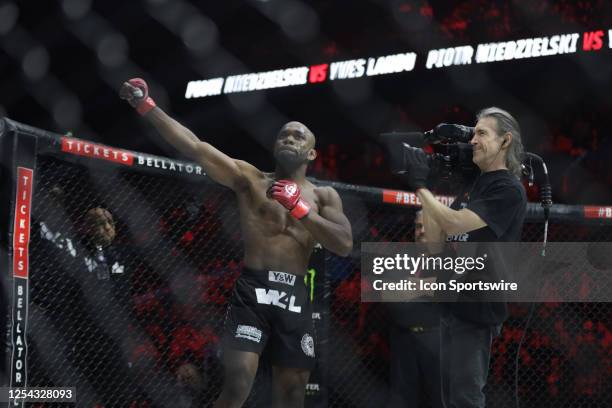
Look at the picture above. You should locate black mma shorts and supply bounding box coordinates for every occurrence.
[222,267,316,370]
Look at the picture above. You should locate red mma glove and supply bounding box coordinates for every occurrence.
[269,179,311,219]
[119,78,156,115]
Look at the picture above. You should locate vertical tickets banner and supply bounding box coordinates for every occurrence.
[12,168,33,278]
[10,167,33,406]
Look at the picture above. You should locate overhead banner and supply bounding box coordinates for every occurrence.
[185,28,612,99]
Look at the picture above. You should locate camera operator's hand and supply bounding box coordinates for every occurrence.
[402,144,430,191]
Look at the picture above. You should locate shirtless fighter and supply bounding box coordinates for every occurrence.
[120,78,353,408]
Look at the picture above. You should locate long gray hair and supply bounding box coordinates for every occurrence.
[476,107,524,178]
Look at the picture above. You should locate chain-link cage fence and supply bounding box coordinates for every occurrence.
[3,122,611,408]
[27,155,246,407]
[326,195,611,408]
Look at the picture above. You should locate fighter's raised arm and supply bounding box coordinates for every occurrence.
[120,78,251,191]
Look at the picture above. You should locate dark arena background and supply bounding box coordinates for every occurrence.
[1,1,611,407]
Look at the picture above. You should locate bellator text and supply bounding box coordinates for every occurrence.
[136,155,203,175]
[11,168,33,388]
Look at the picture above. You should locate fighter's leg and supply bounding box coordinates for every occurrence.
[265,270,315,408]
[214,348,259,408]
[217,269,271,407]
[272,365,310,408]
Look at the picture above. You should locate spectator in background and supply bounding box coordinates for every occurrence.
[31,202,139,407]
[385,210,442,408]
[76,206,143,406]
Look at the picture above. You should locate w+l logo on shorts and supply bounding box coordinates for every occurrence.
[255,288,302,313]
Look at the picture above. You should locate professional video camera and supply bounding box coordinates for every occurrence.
[421,123,480,180]
[381,123,480,184]
[380,122,552,219]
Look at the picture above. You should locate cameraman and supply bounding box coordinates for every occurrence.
[402,107,527,408]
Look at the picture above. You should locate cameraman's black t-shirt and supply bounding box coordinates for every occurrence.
[445,169,527,325]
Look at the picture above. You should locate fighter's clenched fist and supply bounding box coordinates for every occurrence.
[119,78,156,115]
[269,179,311,219]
